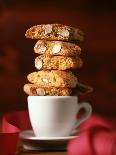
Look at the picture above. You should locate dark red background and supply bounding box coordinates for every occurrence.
[0,0,116,117]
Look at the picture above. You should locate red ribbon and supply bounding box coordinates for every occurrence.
[0,111,116,155]
[67,115,116,155]
[1,111,31,154]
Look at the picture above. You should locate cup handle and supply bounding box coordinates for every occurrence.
[71,102,92,135]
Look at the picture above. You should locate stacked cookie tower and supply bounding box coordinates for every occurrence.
[24,24,91,96]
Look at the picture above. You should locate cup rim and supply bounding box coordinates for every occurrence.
[28,96,78,99]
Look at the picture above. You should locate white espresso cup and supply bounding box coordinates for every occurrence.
[28,96,92,137]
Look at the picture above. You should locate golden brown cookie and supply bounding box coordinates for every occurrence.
[24,83,72,96]
[35,55,83,70]
[25,24,84,41]
[27,70,78,88]
[34,40,81,56]
[24,83,93,96]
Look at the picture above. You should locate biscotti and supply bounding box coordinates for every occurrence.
[34,40,81,56]
[25,24,84,41]
[24,83,93,96]
[35,55,83,70]
[27,70,78,88]
[24,83,72,96]
[24,23,93,96]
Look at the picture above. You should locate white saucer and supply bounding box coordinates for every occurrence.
[20,130,78,151]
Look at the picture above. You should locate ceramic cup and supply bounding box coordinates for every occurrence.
[28,96,92,137]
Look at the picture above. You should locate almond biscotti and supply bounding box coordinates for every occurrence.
[35,55,83,70]
[24,83,93,96]
[34,40,81,56]
[25,24,84,41]
[27,70,78,88]
[24,83,72,96]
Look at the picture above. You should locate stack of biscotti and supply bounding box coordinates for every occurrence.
[24,24,93,96]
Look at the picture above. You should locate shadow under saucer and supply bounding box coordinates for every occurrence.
[19,130,80,151]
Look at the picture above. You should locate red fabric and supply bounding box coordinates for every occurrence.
[1,111,116,155]
[1,111,32,155]
[67,115,116,155]
[2,111,31,132]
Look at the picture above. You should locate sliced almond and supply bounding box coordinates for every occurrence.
[60,29,69,37]
[42,78,49,84]
[44,25,52,34]
[34,42,46,53]
[52,44,62,53]
[35,59,43,70]
[38,46,46,53]
[36,88,46,96]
